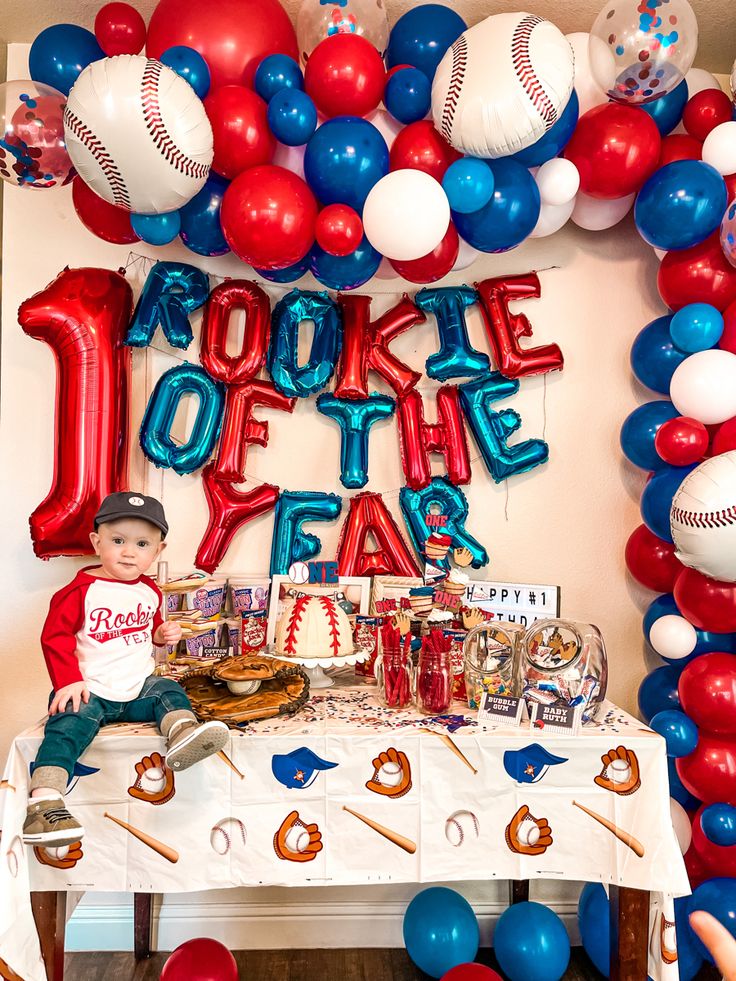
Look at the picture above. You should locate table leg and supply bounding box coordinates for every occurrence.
[31,891,66,981]
[509,880,530,904]
[609,886,650,981]
[134,893,153,960]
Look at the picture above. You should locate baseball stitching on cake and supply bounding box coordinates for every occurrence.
[318,595,341,657]
[283,595,310,656]
[671,504,736,529]
[439,33,468,144]
[141,60,210,181]
[511,14,559,128]
[63,106,131,209]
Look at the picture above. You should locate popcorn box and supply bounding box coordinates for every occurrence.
[241,609,268,654]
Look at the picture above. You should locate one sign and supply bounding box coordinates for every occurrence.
[529,702,582,736]
[464,580,560,628]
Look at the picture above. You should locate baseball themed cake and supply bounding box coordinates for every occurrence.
[275,595,354,659]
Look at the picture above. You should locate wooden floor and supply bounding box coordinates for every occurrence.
[64,949,721,980]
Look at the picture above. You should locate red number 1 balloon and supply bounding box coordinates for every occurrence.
[18,267,133,558]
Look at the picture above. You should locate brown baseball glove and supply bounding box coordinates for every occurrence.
[594,746,641,795]
[180,654,310,727]
[365,748,412,798]
[34,840,84,869]
[127,752,175,805]
[0,954,24,981]
[505,805,553,856]
[273,810,323,862]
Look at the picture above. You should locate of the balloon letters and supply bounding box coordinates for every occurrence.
[415,286,490,381]
[140,364,225,475]
[334,293,426,399]
[337,493,421,577]
[270,490,343,576]
[459,372,549,482]
[200,280,271,385]
[126,261,209,350]
[195,466,280,574]
[476,273,563,379]
[269,289,341,398]
[212,381,296,483]
[316,393,395,489]
[18,267,133,558]
[400,477,489,569]
[396,387,471,490]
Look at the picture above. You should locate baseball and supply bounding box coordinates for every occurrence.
[608,759,631,784]
[210,817,247,855]
[671,451,736,582]
[64,55,213,214]
[378,761,403,788]
[284,824,310,854]
[288,561,310,585]
[44,845,70,861]
[445,810,480,847]
[140,766,167,794]
[517,816,540,847]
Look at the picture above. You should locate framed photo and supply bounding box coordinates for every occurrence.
[369,576,425,617]
[266,575,372,646]
[463,580,560,629]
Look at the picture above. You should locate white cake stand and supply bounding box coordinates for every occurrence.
[265,646,371,688]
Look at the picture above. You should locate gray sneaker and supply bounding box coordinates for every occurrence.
[165,720,229,771]
[23,797,85,846]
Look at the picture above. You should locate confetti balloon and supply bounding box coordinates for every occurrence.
[589,0,699,106]
[296,0,389,65]
[722,200,736,270]
[0,80,74,188]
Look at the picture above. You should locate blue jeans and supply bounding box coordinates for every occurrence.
[35,675,193,779]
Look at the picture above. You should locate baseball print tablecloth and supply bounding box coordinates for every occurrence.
[0,675,689,981]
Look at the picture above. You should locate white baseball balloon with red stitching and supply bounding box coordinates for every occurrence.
[64,55,213,214]
[431,12,574,159]
[671,451,736,582]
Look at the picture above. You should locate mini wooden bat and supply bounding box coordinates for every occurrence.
[418,728,478,775]
[342,806,417,854]
[217,749,244,780]
[104,811,179,864]
[573,800,645,858]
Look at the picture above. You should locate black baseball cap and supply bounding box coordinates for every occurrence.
[94,492,169,538]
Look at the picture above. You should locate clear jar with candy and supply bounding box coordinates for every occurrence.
[417,630,453,714]
[463,621,524,709]
[375,621,414,709]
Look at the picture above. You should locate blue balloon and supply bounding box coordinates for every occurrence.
[268,89,317,146]
[131,211,181,246]
[494,902,570,981]
[511,90,580,167]
[643,593,736,662]
[160,46,211,98]
[688,878,736,963]
[650,709,699,757]
[578,884,610,976]
[269,289,341,398]
[255,54,304,103]
[620,400,680,470]
[701,803,736,845]
[670,303,724,353]
[668,756,701,809]
[442,159,495,214]
[634,160,728,251]
[402,887,479,978]
[453,159,540,253]
[384,67,431,125]
[400,477,488,570]
[304,117,389,212]
[140,364,224,474]
[386,5,467,82]
[29,24,103,96]
[673,895,706,980]
[254,255,310,283]
[641,465,694,541]
[126,261,209,350]
[310,235,381,290]
[179,174,230,257]
[269,490,343,576]
[631,315,688,394]
[639,80,689,136]
[316,394,395,488]
[416,286,490,380]
[638,665,681,722]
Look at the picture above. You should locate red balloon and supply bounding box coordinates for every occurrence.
[205,86,275,181]
[94,2,146,56]
[679,652,736,734]
[18,268,132,558]
[691,803,736,878]
[72,178,140,244]
[390,120,461,182]
[625,523,683,593]
[563,104,661,199]
[397,387,471,490]
[677,730,736,805]
[658,133,703,168]
[712,417,736,456]
[655,416,709,466]
[683,89,734,142]
[146,0,298,90]
[200,280,271,386]
[221,164,317,269]
[315,204,363,257]
[213,381,295,482]
[160,937,238,981]
[718,300,736,355]
[442,967,503,981]
[336,491,421,576]
[304,35,385,118]
[390,222,459,284]
[674,567,736,633]
[658,233,736,312]
[684,842,710,888]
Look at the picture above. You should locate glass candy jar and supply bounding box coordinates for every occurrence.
[417,631,453,714]
[521,618,608,721]
[463,621,524,709]
[375,621,414,709]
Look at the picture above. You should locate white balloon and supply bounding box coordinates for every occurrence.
[452,236,480,272]
[571,191,635,231]
[670,798,692,855]
[686,67,722,99]
[535,158,580,206]
[670,350,736,425]
[566,32,614,116]
[362,170,450,261]
[432,13,574,158]
[64,55,213,214]
[671,450,736,581]
[272,141,306,180]
[649,615,697,660]
[365,109,403,150]
[702,122,736,177]
[529,198,575,238]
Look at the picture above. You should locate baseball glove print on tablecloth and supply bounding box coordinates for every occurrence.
[505,804,553,856]
[365,747,412,798]
[127,752,175,805]
[274,810,323,862]
[34,841,84,869]
[593,746,641,795]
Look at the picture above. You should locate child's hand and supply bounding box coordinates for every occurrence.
[156,621,182,647]
[49,682,90,715]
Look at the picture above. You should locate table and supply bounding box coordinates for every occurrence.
[0,675,690,981]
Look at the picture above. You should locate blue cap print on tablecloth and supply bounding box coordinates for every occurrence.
[30,759,100,792]
[503,743,568,784]
[272,747,338,789]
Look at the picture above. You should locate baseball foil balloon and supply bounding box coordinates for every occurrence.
[670,451,736,582]
[431,13,574,158]
[64,55,213,214]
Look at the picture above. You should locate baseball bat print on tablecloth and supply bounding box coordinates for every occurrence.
[342,805,417,855]
[104,812,179,864]
[572,801,645,858]
[417,728,478,775]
